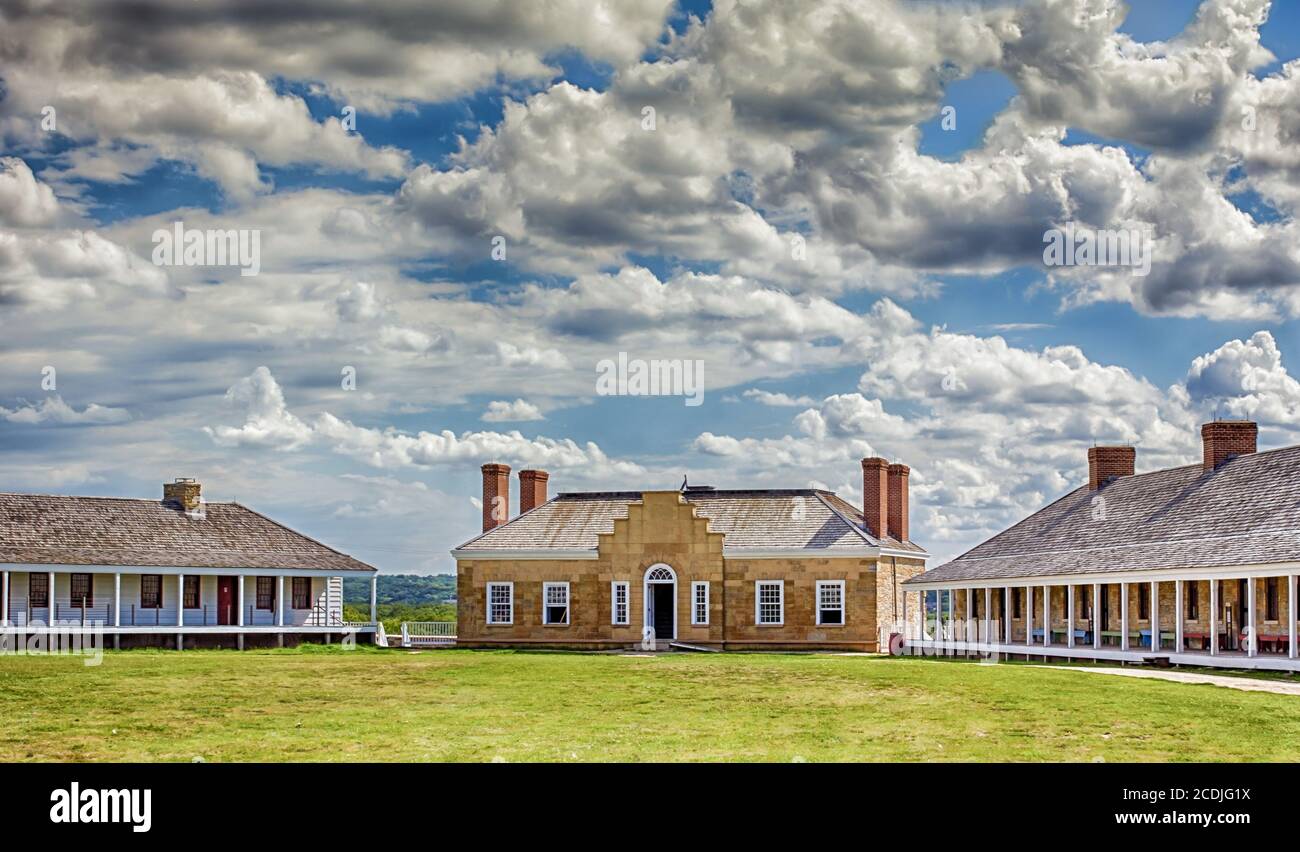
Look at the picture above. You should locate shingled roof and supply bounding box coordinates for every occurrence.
[0,493,376,572]
[454,489,925,555]
[908,443,1300,585]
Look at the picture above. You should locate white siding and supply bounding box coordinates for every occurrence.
[3,570,348,629]
[6,572,38,624]
[328,576,343,625]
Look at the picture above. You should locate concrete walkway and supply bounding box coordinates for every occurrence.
[1041,665,1300,696]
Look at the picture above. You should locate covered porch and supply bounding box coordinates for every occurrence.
[1,565,379,645]
[909,567,1300,671]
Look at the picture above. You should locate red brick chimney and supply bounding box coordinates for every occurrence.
[519,469,549,514]
[1201,420,1257,470]
[861,457,889,540]
[481,463,510,532]
[887,463,909,542]
[1087,446,1135,490]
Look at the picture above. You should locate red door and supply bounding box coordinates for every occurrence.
[217,577,235,625]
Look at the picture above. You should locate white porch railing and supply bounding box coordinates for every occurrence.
[399,621,456,647]
[3,602,347,628]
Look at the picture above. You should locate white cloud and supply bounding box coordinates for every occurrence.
[203,367,640,477]
[203,366,314,450]
[0,158,60,227]
[0,0,677,111]
[1000,0,1274,152]
[335,281,384,322]
[494,341,569,369]
[1181,330,1300,426]
[0,1,676,196]
[315,413,643,477]
[482,399,545,422]
[0,395,129,424]
[742,389,817,407]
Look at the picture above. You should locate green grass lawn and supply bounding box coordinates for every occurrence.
[2,648,1298,762]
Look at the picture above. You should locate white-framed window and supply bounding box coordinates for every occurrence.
[692,581,709,625]
[817,580,845,625]
[486,582,513,625]
[543,582,570,626]
[755,580,784,626]
[611,581,629,625]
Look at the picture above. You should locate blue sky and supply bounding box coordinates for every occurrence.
[3,0,1300,573]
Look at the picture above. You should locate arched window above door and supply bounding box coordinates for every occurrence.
[646,565,675,582]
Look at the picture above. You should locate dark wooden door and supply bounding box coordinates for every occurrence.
[217,577,235,625]
[653,584,674,639]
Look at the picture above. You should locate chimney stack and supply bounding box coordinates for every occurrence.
[481,463,511,533]
[861,457,889,540]
[162,478,202,512]
[519,469,549,514]
[886,463,910,542]
[1087,446,1135,490]
[1201,420,1257,471]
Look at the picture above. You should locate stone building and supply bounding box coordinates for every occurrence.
[454,460,927,650]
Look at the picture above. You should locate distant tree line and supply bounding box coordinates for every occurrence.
[343,573,456,606]
[343,573,457,632]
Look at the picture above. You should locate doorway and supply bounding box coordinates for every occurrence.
[217,576,236,625]
[643,564,676,641]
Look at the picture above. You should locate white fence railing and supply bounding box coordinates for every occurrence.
[400,621,456,647]
[4,603,346,628]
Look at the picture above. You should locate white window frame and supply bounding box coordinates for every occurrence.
[486,582,514,625]
[755,580,784,626]
[543,581,570,626]
[611,581,630,626]
[692,581,710,625]
[816,580,846,626]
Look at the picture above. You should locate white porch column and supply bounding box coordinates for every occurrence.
[946,589,956,640]
[1289,574,1297,660]
[982,587,991,645]
[1150,581,1159,652]
[237,575,245,627]
[1210,579,1218,656]
[1120,583,1130,651]
[177,575,184,628]
[1175,580,1184,653]
[1092,583,1101,650]
[277,576,285,627]
[1003,587,1012,644]
[370,574,378,625]
[114,573,121,627]
[1,569,7,626]
[1041,585,1049,646]
[48,571,55,622]
[1067,585,1075,649]
[1247,577,1258,657]
[1025,585,1033,646]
